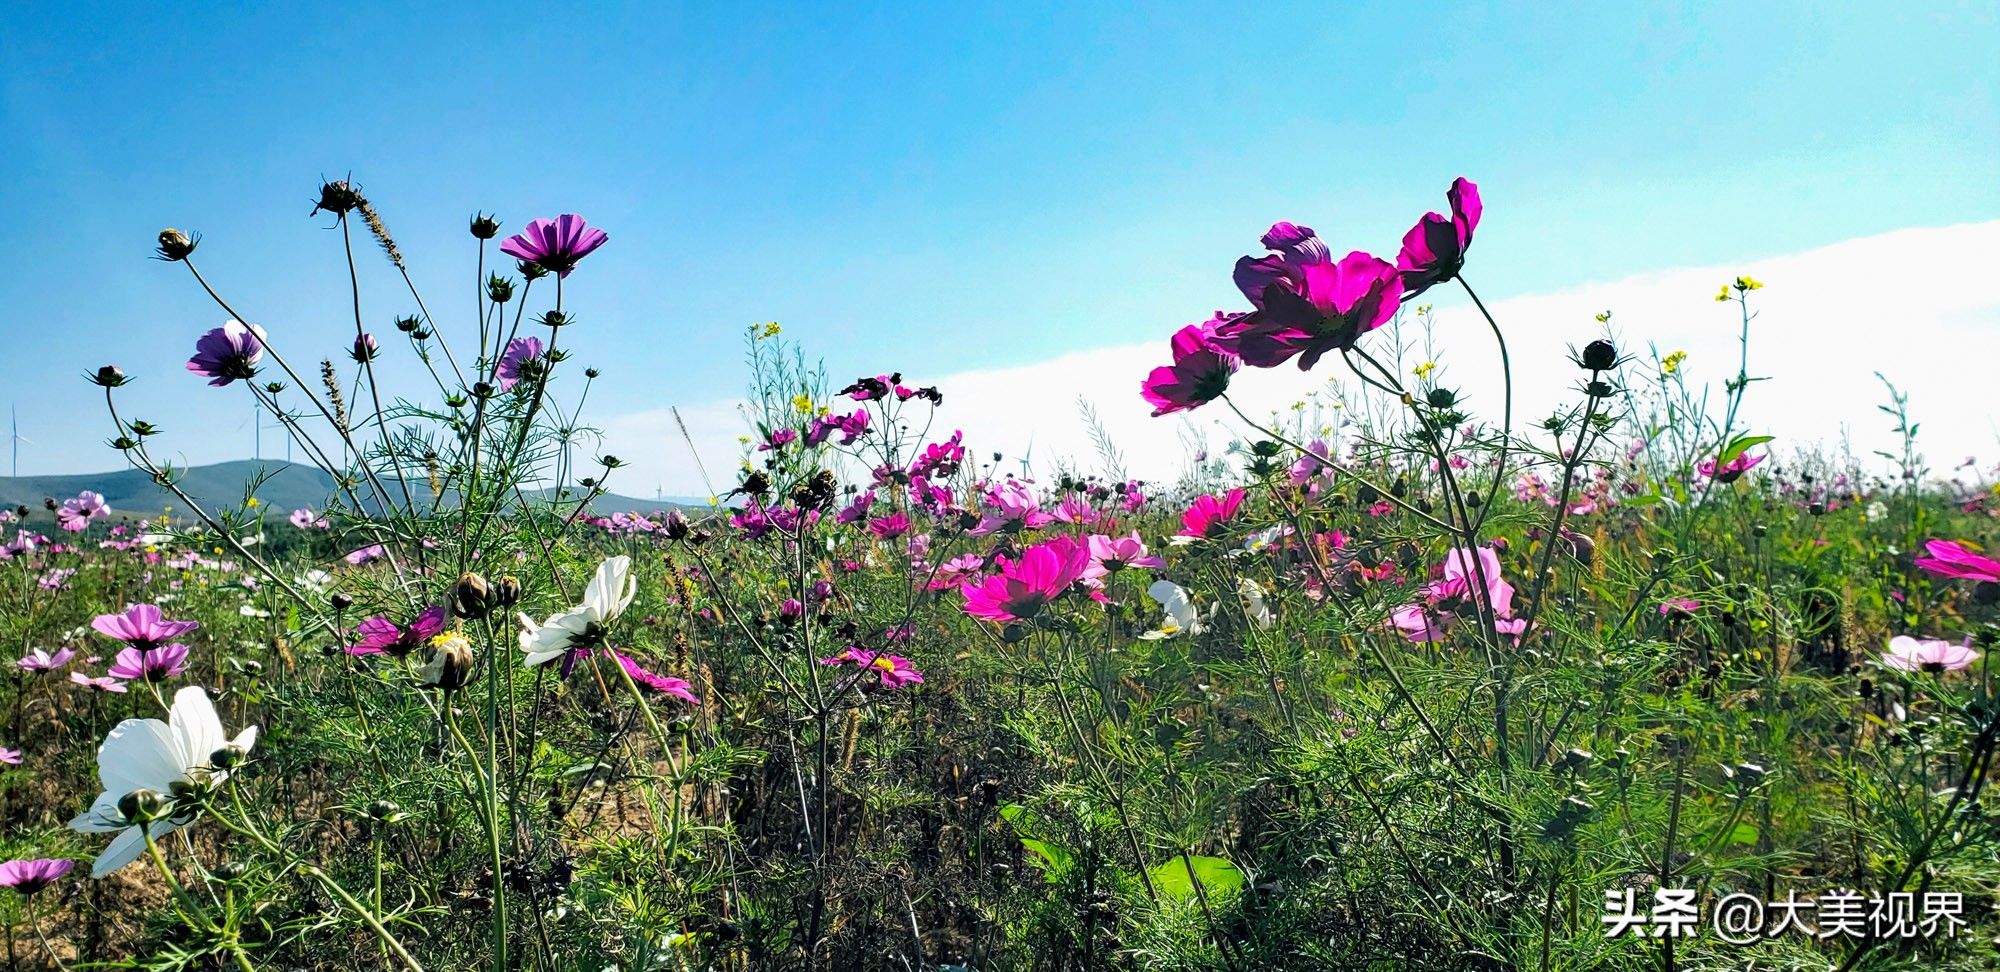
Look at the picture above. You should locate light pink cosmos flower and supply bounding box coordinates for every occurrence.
[1178,489,1247,540]
[56,491,108,532]
[820,647,925,688]
[972,479,1054,536]
[1912,539,2000,584]
[91,604,199,649]
[18,647,75,673]
[1882,635,1980,673]
[961,537,1093,623]
[0,747,20,765]
[69,672,127,693]
[1088,532,1165,573]
[289,507,329,530]
[0,858,73,895]
[344,544,388,566]
[1389,546,1522,643]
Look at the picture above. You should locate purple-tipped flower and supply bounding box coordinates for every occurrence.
[350,333,379,363]
[349,605,447,658]
[91,604,199,649]
[17,647,75,673]
[0,858,74,895]
[1142,315,1241,416]
[1396,177,1482,297]
[1217,227,1402,371]
[186,320,266,387]
[106,643,191,683]
[496,337,545,392]
[499,215,608,278]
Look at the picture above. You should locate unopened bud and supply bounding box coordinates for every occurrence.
[470,213,501,240]
[1580,339,1617,371]
[156,228,198,261]
[119,788,166,824]
[453,572,493,619]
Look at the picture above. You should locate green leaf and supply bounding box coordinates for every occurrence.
[1723,823,1759,846]
[1717,435,1773,465]
[1147,855,1245,901]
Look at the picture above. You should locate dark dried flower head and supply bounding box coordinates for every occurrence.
[155,228,198,261]
[1579,339,1618,371]
[311,179,363,217]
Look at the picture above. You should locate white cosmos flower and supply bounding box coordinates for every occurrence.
[1139,580,1206,640]
[519,556,637,668]
[1238,578,1274,629]
[69,686,258,877]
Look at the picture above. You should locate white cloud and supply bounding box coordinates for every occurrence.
[599,221,2000,499]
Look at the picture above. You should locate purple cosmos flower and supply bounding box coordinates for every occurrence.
[186,320,266,387]
[499,214,608,278]
[349,605,448,657]
[1215,226,1403,371]
[92,604,199,649]
[1396,177,1482,297]
[0,858,74,896]
[0,747,20,765]
[869,513,910,540]
[106,643,191,683]
[496,337,545,392]
[57,491,108,532]
[1882,635,1981,673]
[344,544,388,566]
[18,647,75,673]
[70,672,127,693]
[819,647,925,689]
[350,333,379,363]
[1142,314,1242,417]
[614,652,700,705]
[1659,598,1702,616]
[1913,539,2000,584]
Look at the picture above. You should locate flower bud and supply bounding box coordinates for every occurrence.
[91,365,129,387]
[486,274,515,304]
[1580,339,1617,371]
[517,260,549,281]
[330,592,355,611]
[494,575,522,608]
[156,228,199,261]
[470,212,501,240]
[119,788,166,824]
[1425,387,1457,409]
[211,744,248,770]
[453,571,493,619]
[418,634,476,691]
[212,861,247,881]
[394,315,421,333]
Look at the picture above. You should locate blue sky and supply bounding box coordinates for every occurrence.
[2,2,1995,483]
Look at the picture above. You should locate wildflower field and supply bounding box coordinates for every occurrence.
[3,177,1997,972]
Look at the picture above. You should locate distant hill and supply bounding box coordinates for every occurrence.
[0,460,699,521]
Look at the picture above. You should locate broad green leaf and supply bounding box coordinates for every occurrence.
[1717,435,1773,464]
[1148,855,1245,901]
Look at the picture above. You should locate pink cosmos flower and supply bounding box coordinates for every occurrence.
[349,605,448,657]
[929,554,988,591]
[1882,635,1980,673]
[820,647,925,688]
[106,643,191,683]
[961,536,1093,622]
[1215,224,1402,370]
[1697,452,1764,483]
[344,544,388,566]
[288,507,329,530]
[1141,315,1241,416]
[499,214,608,278]
[1659,598,1701,616]
[1088,532,1165,572]
[69,672,127,693]
[1396,177,1481,296]
[1178,489,1247,540]
[869,513,910,540]
[57,491,108,532]
[17,647,75,673]
[496,337,545,392]
[91,604,199,649]
[1288,439,1333,485]
[973,480,1053,535]
[614,652,700,705]
[0,858,73,895]
[1052,494,1100,525]
[0,747,20,765]
[1913,539,2000,584]
[1389,546,1521,642]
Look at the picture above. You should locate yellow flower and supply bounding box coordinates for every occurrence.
[1594,310,1613,323]
[1734,275,1763,291]
[245,497,259,507]
[1290,401,1306,411]
[1412,361,1437,380]
[1661,350,1686,375]
[791,393,813,413]
[1714,285,1731,302]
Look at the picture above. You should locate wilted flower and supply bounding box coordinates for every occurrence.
[614,653,700,704]
[70,686,258,877]
[416,633,476,691]
[1882,635,1980,673]
[185,320,266,387]
[499,214,608,278]
[0,747,20,765]
[1658,598,1701,616]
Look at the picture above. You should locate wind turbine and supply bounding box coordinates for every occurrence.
[9,405,30,478]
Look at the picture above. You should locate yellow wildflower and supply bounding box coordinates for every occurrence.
[1735,275,1763,291]
[1661,350,1686,375]
[1412,361,1437,380]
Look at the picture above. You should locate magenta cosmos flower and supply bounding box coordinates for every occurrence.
[1882,635,1981,673]
[92,604,199,649]
[1216,224,1402,371]
[1697,451,1764,483]
[1142,314,1242,416]
[496,336,545,392]
[1178,488,1247,540]
[186,320,266,387]
[961,536,1093,623]
[1396,177,1482,297]
[1088,532,1165,572]
[615,652,701,705]
[106,643,191,683]
[500,214,608,278]
[1658,598,1702,616]
[0,858,75,896]
[820,647,925,688]
[1913,539,2000,584]
[350,605,447,658]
